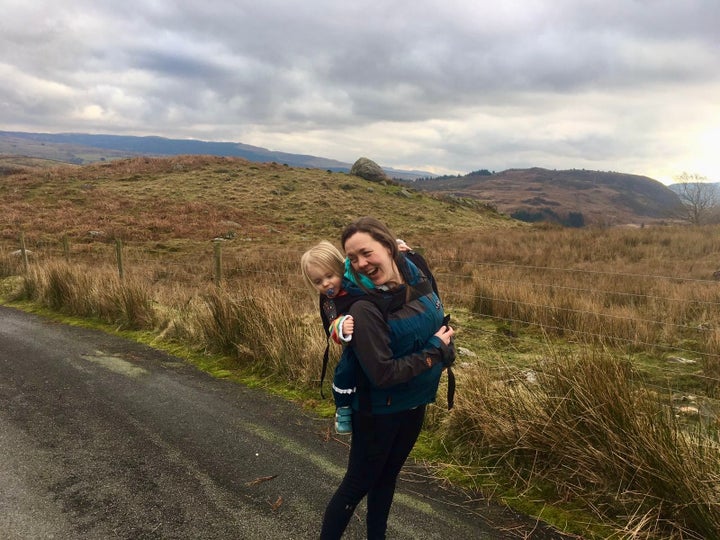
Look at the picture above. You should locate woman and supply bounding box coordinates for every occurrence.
[320,217,455,539]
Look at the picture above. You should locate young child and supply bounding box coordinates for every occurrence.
[300,241,359,434]
[300,240,356,346]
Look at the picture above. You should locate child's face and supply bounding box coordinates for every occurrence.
[306,264,342,298]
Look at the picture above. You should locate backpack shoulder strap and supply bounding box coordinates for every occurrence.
[320,336,331,399]
[405,251,439,298]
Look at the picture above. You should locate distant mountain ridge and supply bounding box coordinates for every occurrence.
[402,167,684,226]
[0,130,430,180]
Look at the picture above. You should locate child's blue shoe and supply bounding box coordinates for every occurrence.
[335,406,352,434]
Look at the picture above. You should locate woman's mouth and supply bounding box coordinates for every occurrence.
[364,267,380,280]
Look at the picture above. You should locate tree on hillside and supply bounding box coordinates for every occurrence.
[674,172,719,225]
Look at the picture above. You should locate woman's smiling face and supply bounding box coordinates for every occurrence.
[344,232,400,287]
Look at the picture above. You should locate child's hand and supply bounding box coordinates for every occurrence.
[342,315,354,337]
[396,239,411,252]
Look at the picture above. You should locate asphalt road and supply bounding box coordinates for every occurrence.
[0,305,566,539]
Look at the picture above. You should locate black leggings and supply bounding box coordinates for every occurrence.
[320,405,426,540]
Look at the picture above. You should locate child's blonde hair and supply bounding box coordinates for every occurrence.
[300,240,345,293]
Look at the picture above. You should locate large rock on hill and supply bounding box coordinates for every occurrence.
[350,157,388,183]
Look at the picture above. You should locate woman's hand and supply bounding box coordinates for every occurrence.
[434,324,454,346]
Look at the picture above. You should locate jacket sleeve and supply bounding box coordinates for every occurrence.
[347,300,452,389]
[328,315,352,344]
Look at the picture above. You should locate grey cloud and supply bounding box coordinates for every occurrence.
[132,50,228,81]
[1,0,718,180]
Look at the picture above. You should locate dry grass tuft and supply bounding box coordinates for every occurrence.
[13,262,156,330]
[442,352,720,539]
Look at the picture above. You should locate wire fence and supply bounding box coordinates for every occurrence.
[3,235,719,408]
[430,259,720,400]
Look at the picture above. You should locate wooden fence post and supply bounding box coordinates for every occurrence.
[62,234,70,262]
[115,238,124,280]
[213,240,223,285]
[19,231,29,273]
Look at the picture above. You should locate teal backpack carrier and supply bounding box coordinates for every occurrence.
[318,251,455,410]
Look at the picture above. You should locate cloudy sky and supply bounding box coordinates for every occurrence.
[2,0,718,184]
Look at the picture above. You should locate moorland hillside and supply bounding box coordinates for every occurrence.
[0,154,512,250]
[404,167,684,226]
[1,130,687,227]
